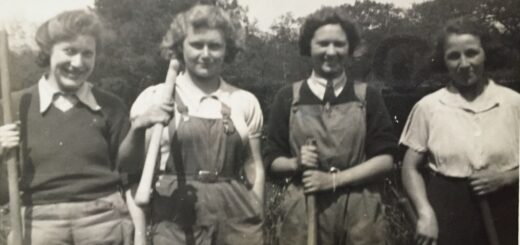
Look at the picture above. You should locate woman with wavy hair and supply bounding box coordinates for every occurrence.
[120,4,264,245]
[264,7,397,245]
[401,16,519,245]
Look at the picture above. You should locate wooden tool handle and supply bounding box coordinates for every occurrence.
[134,60,180,206]
[0,27,23,245]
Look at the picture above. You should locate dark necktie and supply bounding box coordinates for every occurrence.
[323,79,335,104]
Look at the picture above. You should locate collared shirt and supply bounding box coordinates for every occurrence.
[38,75,101,113]
[130,72,263,170]
[306,71,347,100]
[400,80,520,177]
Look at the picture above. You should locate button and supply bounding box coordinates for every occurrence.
[58,141,63,146]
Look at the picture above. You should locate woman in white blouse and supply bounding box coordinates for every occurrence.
[400,16,519,245]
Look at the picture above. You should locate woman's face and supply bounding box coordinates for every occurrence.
[443,33,485,89]
[310,23,350,79]
[48,35,96,92]
[183,27,226,81]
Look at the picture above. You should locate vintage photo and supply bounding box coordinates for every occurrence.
[0,0,518,244]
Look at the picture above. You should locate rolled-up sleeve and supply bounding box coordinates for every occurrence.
[399,100,429,153]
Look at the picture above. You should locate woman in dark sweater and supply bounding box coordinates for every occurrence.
[264,7,397,245]
[0,10,134,245]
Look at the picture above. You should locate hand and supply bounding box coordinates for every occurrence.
[469,170,516,196]
[302,170,333,194]
[415,208,438,245]
[0,122,20,150]
[300,144,318,169]
[132,102,174,129]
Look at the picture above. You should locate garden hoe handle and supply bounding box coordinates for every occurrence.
[0,26,23,245]
[134,59,180,205]
[479,198,500,245]
[305,138,318,245]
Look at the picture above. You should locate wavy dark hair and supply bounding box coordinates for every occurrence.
[35,9,106,67]
[160,4,244,65]
[431,16,508,72]
[298,7,360,57]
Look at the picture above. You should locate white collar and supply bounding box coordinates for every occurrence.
[307,71,347,99]
[38,75,101,113]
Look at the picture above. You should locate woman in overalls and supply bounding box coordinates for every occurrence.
[120,5,264,245]
[264,7,397,245]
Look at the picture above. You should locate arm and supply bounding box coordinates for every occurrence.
[402,148,438,243]
[264,86,295,176]
[244,137,264,203]
[302,154,393,193]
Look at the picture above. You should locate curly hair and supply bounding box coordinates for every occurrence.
[160,4,245,64]
[298,7,360,57]
[431,16,505,72]
[34,9,106,67]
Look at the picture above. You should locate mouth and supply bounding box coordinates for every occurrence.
[59,66,88,80]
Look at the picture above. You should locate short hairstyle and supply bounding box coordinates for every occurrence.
[160,4,245,64]
[35,9,106,67]
[298,7,360,57]
[431,16,503,72]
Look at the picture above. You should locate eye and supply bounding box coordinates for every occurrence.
[64,48,77,55]
[189,41,204,49]
[334,41,347,48]
[208,42,223,50]
[82,50,94,58]
[465,48,480,58]
[445,51,460,61]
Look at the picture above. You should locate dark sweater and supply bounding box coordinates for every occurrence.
[0,84,131,205]
[263,80,397,172]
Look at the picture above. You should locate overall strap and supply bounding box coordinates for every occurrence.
[162,86,188,172]
[18,93,32,178]
[353,80,367,106]
[291,80,304,112]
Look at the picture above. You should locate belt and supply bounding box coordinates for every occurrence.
[158,170,235,183]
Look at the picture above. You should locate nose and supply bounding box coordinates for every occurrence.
[325,44,336,56]
[201,45,210,58]
[70,54,84,67]
[458,55,470,70]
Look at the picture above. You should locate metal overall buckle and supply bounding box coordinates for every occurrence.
[196,170,219,183]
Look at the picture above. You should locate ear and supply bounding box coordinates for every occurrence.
[352,40,368,58]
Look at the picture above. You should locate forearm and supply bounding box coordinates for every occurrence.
[252,161,265,202]
[270,156,299,175]
[336,154,393,187]
[401,150,433,215]
[118,124,146,167]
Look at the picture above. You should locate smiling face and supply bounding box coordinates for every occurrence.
[443,33,486,90]
[310,24,350,79]
[48,35,96,92]
[182,27,226,81]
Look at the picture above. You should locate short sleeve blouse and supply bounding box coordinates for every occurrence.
[399,80,520,177]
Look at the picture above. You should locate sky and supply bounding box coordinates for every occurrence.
[0,0,426,50]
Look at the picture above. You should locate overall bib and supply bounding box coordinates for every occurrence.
[278,81,386,245]
[151,95,263,245]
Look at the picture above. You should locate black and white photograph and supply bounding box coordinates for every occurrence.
[0,0,518,244]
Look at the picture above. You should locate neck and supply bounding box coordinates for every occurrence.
[186,72,220,94]
[449,78,488,102]
[314,70,344,81]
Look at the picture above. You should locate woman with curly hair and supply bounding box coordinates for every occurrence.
[401,16,519,245]
[120,4,264,245]
[0,10,134,245]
